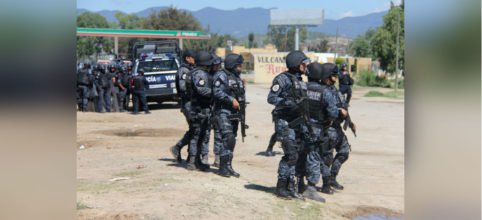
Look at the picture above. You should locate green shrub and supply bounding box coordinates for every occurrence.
[335,57,346,65]
[356,70,391,88]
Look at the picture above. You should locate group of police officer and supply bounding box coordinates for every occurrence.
[170,50,247,178]
[76,61,150,114]
[169,49,356,202]
[267,51,356,202]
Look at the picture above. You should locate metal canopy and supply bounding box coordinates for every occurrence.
[76,28,211,39]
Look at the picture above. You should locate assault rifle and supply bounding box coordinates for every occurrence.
[337,93,357,137]
[227,100,249,142]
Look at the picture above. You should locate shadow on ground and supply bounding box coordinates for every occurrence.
[255,151,283,157]
[244,183,275,194]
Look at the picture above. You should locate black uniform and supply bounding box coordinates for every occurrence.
[131,72,150,114]
[212,53,245,177]
[338,64,353,104]
[77,68,93,112]
[186,51,214,171]
[171,62,196,162]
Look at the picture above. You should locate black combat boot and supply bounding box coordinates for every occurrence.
[226,154,240,177]
[275,179,292,199]
[319,176,334,194]
[213,155,220,168]
[186,156,197,171]
[265,149,274,157]
[302,182,326,203]
[195,155,210,171]
[170,145,182,163]
[288,178,304,200]
[217,155,231,177]
[297,176,306,194]
[330,174,344,190]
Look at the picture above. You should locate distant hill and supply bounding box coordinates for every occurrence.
[77,7,386,38]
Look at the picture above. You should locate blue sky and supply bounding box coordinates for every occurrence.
[77,0,401,19]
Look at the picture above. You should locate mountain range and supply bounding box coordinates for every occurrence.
[77,7,387,39]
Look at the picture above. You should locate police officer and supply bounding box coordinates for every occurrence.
[267,51,310,199]
[93,65,103,112]
[171,50,196,163]
[208,54,223,167]
[125,64,133,111]
[77,63,93,112]
[186,51,214,171]
[131,69,150,114]
[338,63,354,104]
[117,65,130,112]
[320,63,354,192]
[304,62,343,196]
[98,65,115,112]
[110,64,121,112]
[212,53,245,177]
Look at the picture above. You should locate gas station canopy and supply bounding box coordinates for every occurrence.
[76,28,211,39]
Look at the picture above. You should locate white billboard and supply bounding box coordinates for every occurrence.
[270,9,324,26]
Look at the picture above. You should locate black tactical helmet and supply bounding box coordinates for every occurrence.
[210,53,222,65]
[224,53,244,70]
[182,50,196,61]
[195,51,214,66]
[97,64,106,73]
[340,62,348,70]
[321,63,339,80]
[285,51,310,69]
[307,62,323,80]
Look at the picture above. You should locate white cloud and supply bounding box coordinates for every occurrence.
[339,11,353,18]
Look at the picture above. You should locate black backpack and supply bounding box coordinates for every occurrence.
[133,76,145,90]
[100,73,110,88]
[77,71,89,85]
[184,68,198,98]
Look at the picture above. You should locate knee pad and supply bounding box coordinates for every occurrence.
[323,153,334,167]
[334,153,349,164]
[286,153,298,166]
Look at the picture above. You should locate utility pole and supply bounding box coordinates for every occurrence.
[295,26,300,50]
[334,26,339,61]
[395,8,400,93]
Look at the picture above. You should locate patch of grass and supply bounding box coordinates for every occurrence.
[364,91,385,97]
[365,90,404,99]
[76,202,90,210]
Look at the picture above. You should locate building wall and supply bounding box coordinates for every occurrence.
[251,52,318,84]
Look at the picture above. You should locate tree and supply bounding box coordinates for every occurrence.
[142,6,202,31]
[308,39,329,52]
[349,35,371,57]
[266,26,308,51]
[77,12,113,60]
[370,5,404,74]
[77,12,109,28]
[248,32,254,48]
[115,13,144,29]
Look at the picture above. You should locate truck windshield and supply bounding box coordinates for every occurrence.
[138,60,178,72]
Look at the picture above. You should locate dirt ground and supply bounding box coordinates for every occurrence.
[77,84,404,220]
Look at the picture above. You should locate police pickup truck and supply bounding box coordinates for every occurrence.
[132,41,181,104]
